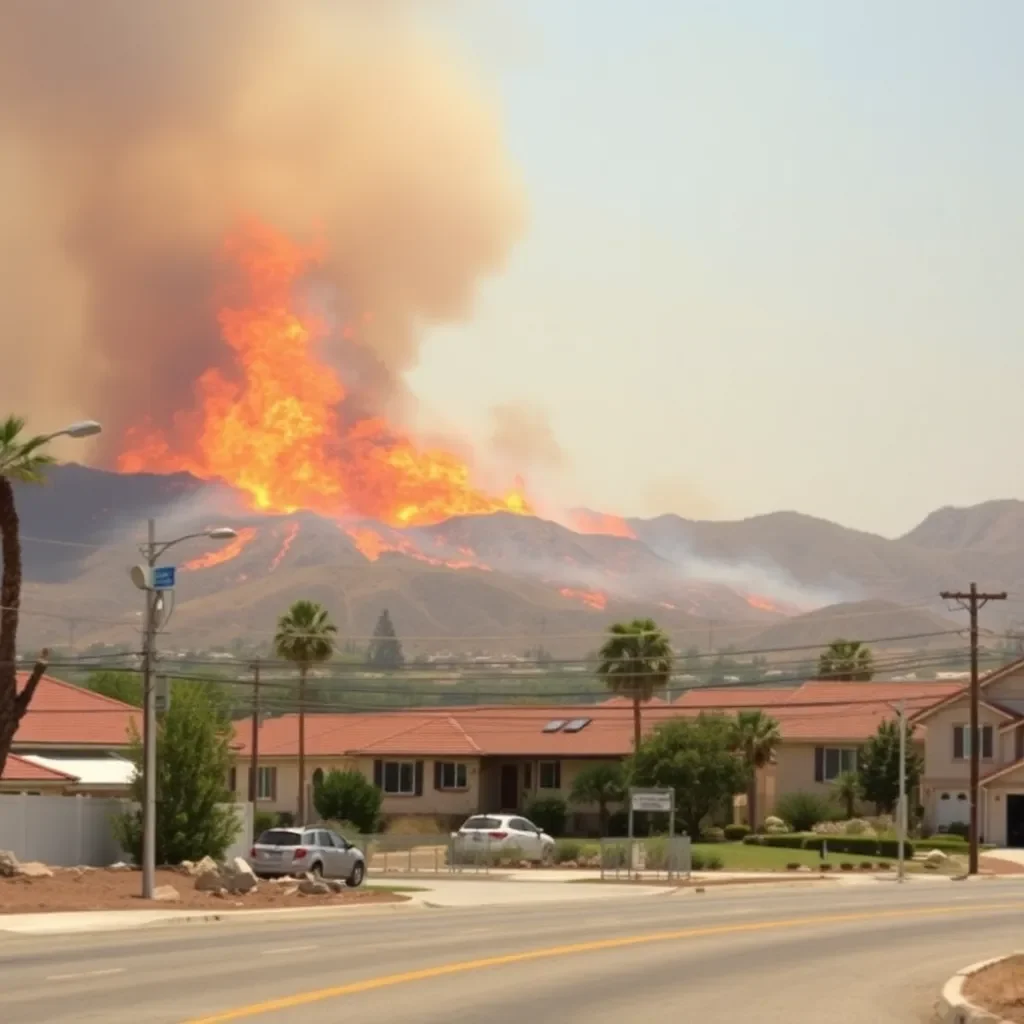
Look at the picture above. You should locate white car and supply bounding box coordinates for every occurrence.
[452,814,555,864]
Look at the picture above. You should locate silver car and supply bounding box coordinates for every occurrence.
[249,827,365,886]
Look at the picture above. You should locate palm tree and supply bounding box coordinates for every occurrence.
[569,762,625,836]
[0,417,55,777]
[817,639,874,681]
[598,618,673,751]
[733,710,781,830]
[833,770,861,820]
[274,600,337,823]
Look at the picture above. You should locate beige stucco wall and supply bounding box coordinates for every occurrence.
[922,700,1005,780]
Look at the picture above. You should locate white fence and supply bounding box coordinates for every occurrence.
[0,794,254,867]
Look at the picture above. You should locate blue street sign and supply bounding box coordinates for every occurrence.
[152,565,176,590]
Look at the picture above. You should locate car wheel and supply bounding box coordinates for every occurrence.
[347,861,365,888]
[540,846,554,866]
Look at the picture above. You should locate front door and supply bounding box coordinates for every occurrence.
[1006,795,1024,847]
[500,764,519,810]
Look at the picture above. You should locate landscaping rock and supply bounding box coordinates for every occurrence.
[924,849,948,866]
[152,884,181,902]
[194,857,257,895]
[0,850,21,878]
[18,861,54,879]
[298,879,330,896]
[108,861,133,872]
[281,885,300,896]
[326,879,346,893]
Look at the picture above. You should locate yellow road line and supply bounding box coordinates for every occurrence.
[184,901,1020,1022]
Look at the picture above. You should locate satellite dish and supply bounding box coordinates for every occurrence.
[129,565,151,591]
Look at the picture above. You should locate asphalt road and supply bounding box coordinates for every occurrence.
[3,881,1024,1023]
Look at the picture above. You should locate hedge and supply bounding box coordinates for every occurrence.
[744,833,914,858]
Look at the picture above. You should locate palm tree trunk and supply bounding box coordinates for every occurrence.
[632,695,642,752]
[747,777,758,831]
[0,477,22,776]
[297,666,307,824]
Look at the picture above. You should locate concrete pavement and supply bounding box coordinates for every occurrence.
[2,880,1024,1022]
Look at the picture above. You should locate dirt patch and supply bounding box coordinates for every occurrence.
[980,855,1024,875]
[962,954,1024,1022]
[0,867,409,915]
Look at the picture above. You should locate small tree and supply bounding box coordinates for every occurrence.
[85,670,142,707]
[313,770,382,833]
[733,710,781,829]
[569,762,625,835]
[817,639,873,681]
[858,718,922,814]
[366,609,404,669]
[115,682,238,865]
[832,771,861,819]
[628,715,750,839]
[598,618,673,751]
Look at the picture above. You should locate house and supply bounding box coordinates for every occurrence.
[230,678,966,832]
[0,673,139,796]
[912,656,1024,846]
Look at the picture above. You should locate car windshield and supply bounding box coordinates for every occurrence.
[461,817,502,830]
[258,830,301,847]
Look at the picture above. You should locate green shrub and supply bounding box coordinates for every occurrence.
[525,796,568,837]
[743,833,805,850]
[276,811,295,827]
[747,833,914,858]
[946,821,969,839]
[554,839,584,864]
[723,824,749,842]
[859,862,873,870]
[324,819,363,843]
[700,826,726,844]
[691,850,706,871]
[705,853,723,871]
[313,770,382,833]
[254,810,279,837]
[820,862,833,871]
[839,862,854,871]
[773,792,836,833]
[786,862,800,871]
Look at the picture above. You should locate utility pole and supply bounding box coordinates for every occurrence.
[897,700,906,884]
[940,583,1007,875]
[248,658,261,804]
[141,519,158,901]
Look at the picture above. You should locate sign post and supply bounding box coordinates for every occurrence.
[628,787,676,878]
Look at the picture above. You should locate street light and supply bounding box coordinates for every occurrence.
[49,420,103,441]
[132,518,237,900]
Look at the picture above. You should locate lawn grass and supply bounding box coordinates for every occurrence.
[689,842,920,872]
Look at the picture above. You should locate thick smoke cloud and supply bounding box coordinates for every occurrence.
[0,0,526,458]
[489,402,566,469]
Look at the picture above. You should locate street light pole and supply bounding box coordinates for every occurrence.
[134,520,236,900]
[897,700,906,884]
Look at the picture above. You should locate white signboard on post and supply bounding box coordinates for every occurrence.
[630,788,673,813]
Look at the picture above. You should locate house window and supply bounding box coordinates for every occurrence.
[815,747,857,782]
[538,761,561,790]
[435,762,468,791]
[953,725,994,760]
[257,766,277,801]
[383,761,416,795]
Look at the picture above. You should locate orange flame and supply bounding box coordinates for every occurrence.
[269,522,300,572]
[568,510,635,539]
[559,586,608,611]
[118,221,531,527]
[182,527,258,570]
[344,525,490,571]
[745,594,780,613]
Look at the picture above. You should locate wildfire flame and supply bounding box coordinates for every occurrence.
[559,587,608,611]
[745,594,781,613]
[344,525,490,572]
[269,522,300,572]
[118,221,532,527]
[182,527,258,571]
[568,510,636,539]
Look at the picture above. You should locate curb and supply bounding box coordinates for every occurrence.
[938,954,1019,1023]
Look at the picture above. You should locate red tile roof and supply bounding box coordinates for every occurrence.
[235,678,966,758]
[13,673,140,748]
[1,753,77,784]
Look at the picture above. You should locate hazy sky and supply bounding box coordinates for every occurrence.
[405,1,1024,537]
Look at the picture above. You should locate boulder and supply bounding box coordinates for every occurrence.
[326,879,346,894]
[18,861,54,879]
[0,850,21,878]
[152,884,181,902]
[281,885,299,897]
[924,849,948,866]
[194,856,258,895]
[298,879,330,896]
[108,861,133,872]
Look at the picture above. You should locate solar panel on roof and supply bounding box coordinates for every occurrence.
[563,717,591,733]
[542,719,567,733]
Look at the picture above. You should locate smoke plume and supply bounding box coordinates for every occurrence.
[0,0,526,458]
[489,402,566,469]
